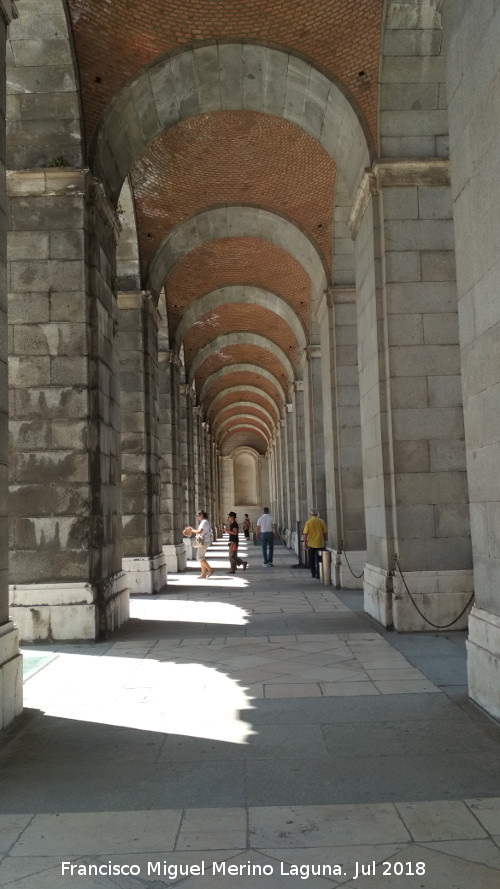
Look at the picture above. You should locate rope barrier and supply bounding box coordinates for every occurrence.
[394,555,474,630]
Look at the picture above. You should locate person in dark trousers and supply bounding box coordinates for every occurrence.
[256,507,277,566]
[303,508,328,579]
[225,512,248,574]
[242,514,251,540]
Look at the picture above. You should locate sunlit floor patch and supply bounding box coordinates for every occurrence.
[130,597,249,624]
[169,574,250,587]
[22,651,255,743]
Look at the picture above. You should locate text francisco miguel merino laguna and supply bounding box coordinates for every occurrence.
[61,859,426,879]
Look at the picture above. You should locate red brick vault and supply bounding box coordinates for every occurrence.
[68,0,383,454]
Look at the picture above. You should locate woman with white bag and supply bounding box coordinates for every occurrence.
[184,511,213,579]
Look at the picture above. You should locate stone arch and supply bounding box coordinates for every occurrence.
[189,333,295,384]
[232,447,261,506]
[212,402,276,435]
[148,206,328,297]
[174,286,307,352]
[221,424,270,448]
[92,44,371,204]
[207,386,282,422]
[200,364,285,403]
[218,414,271,442]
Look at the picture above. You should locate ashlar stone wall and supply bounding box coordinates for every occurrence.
[353,164,472,631]
[443,0,500,719]
[8,170,128,640]
[158,322,186,572]
[0,0,22,730]
[118,291,166,595]
[319,287,366,588]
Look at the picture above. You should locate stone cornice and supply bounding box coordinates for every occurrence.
[7,168,87,198]
[304,345,321,361]
[349,158,450,238]
[6,168,122,244]
[116,291,161,327]
[317,286,356,321]
[326,285,356,306]
[158,349,182,369]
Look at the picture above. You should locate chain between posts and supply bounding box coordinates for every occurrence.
[340,548,364,579]
[394,555,474,630]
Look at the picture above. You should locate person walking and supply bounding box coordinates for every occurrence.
[225,512,248,574]
[242,514,251,541]
[256,507,277,566]
[302,508,328,579]
[184,510,213,578]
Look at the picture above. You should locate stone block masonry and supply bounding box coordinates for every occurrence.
[118,290,166,595]
[8,170,128,640]
[352,160,473,630]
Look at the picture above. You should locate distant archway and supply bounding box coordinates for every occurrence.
[232,448,260,506]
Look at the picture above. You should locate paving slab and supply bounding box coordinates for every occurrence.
[1,542,500,887]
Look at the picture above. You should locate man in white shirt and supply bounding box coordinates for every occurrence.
[256,507,277,566]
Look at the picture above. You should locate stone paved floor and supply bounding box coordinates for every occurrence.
[1,539,500,887]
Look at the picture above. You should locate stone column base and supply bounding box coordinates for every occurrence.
[363,564,393,627]
[162,543,187,572]
[340,550,367,590]
[364,564,474,631]
[122,553,167,595]
[467,606,500,721]
[0,621,23,729]
[392,568,473,631]
[9,572,130,642]
[183,536,195,560]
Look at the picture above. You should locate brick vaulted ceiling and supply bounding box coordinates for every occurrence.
[67,0,384,455]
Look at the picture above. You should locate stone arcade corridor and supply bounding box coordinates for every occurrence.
[2,2,500,885]
[2,546,500,888]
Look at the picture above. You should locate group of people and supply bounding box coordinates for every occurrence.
[187,506,327,579]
